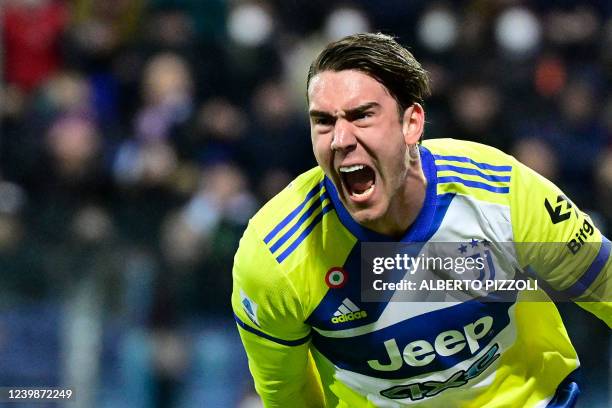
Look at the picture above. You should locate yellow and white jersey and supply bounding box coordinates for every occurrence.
[232,139,611,408]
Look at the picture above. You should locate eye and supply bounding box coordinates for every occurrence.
[313,116,334,127]
[356,111,374,121]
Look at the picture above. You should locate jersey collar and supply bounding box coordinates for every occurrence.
[324,145,438,243]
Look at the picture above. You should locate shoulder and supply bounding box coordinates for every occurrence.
[234,167,355,315]
[248,167,327,240]
[233,166,330,297]
[423,138,514,166]
[241,165,353,267]
[232,167,336,332]
[423,138,517,205]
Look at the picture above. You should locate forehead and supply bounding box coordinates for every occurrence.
[308,70,392,111]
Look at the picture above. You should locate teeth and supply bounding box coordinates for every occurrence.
[339,164,365,173]
[351,185,375,197]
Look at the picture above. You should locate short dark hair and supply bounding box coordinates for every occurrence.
[307,33,431,113]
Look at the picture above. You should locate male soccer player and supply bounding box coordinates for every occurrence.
[232,33,611,407]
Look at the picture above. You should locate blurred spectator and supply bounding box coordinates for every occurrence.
[24,113,114,249]
[148,0,226,42]
[111,139,182,246]
[181,97,247,164]
[135,52,194,143]
[122,161,258,407]
[449,81,512,150]
[595,149,612,231]
[68,0,144,61]
[511,137,559,182]
[114,141,178,189]
[533,54,567,98]
[545,5,600,51]
[224,2,283,101]
[417,3,459,54]
[323,5,371,41]
[2,0,69,92]
[0,181,48,304]
[161,162,257,315]
[144,7,196,52]
[242,80,315,183]
[554,79,606,202]
[46,115,102,184]
[495,6,542,59]
[42,71,94,117]
[147,161,258,326]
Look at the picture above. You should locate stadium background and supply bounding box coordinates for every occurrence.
[1,0,611,407]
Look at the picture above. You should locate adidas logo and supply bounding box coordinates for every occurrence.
[331,298,368,324]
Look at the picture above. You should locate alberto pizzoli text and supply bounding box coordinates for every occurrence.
[372,279,538,292]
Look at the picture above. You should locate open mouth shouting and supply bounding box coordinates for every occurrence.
[338,164,376,203]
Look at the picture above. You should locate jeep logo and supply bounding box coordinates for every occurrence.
[367,316,493,371]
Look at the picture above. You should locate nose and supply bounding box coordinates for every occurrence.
[330,119,357,153]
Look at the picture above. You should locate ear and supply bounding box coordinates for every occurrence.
[401,103,425,145]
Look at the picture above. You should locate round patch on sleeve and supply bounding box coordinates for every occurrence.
[325,267,348,289]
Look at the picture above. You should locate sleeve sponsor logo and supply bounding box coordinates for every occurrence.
[567,217,595,255]
[544,195,573,224]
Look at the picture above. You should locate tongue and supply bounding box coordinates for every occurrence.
[345,167,375,195]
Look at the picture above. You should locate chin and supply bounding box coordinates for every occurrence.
[347,206,385,229]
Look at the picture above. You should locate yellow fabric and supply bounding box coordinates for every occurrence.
[232,168,354,407]
[233,139,610,407]
[507,150,611,326]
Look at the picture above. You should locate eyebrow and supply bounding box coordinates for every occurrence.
[309,102,380,120]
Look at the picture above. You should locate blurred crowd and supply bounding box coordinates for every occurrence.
[0,0,611,407]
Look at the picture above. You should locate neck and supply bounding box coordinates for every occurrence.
[368,166,427,239]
